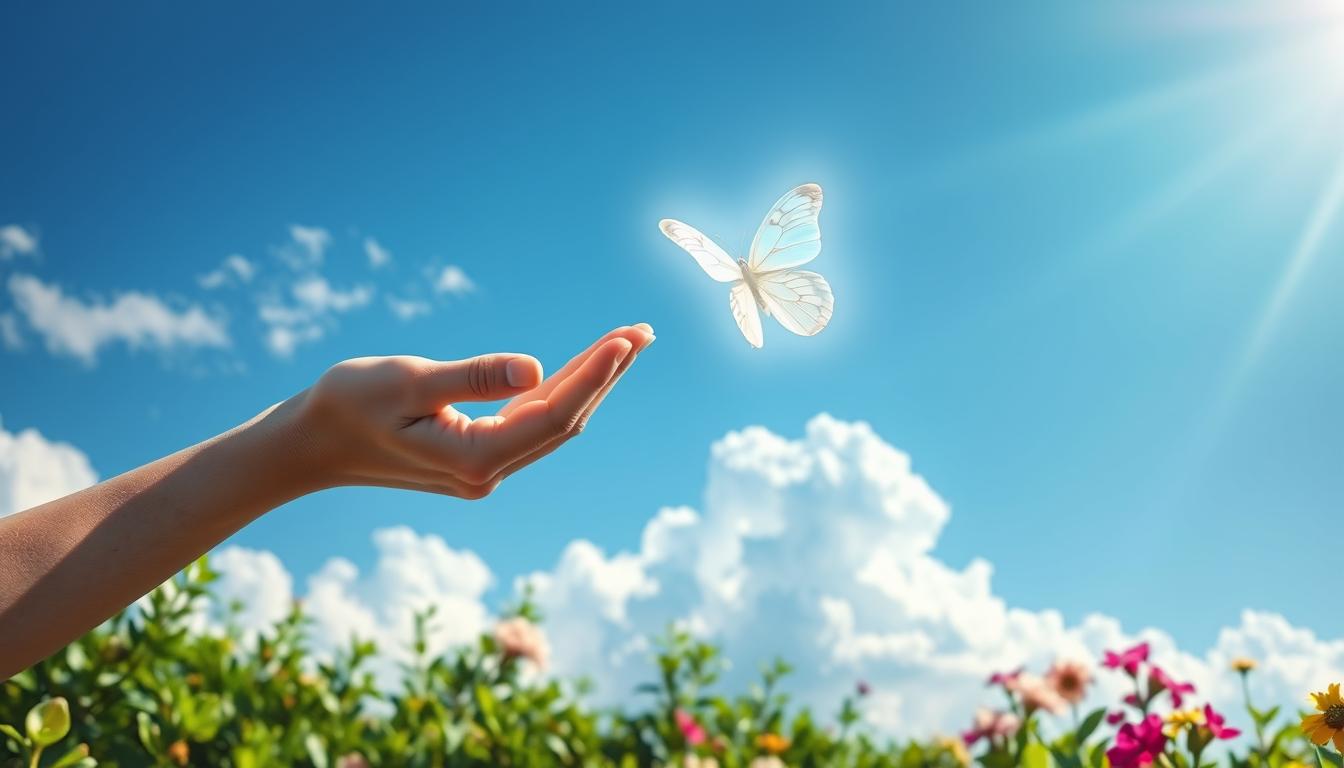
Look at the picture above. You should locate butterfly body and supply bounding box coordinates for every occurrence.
[659,183,834,348]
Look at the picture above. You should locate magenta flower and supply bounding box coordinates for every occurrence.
[962,708,1021,746]
[1106,711,1127,725]
[987,667,1024,688]
[856,680,872,697]
[1103,642,1150,677]
[1203,704,1242,740]
[1123,693,1140,707]
[675,709,707,746]
[1147,666,1196,707]
[1106,714,1167,768]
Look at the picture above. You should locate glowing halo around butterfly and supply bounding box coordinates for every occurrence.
[659,183,834,348]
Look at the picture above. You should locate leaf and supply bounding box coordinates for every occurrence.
[1023,741,1052,768]
[1318,746,1344,768]
[1077,708,1107,745]
[26,697,71,747]
[0,723,26,747]
[49,743,92,768]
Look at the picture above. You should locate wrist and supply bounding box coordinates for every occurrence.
[233,390,335,502]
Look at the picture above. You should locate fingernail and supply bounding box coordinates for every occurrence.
[506,357,538,388]
[634,322,654,335]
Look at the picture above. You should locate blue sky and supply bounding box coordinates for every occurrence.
[3,0,1343,660]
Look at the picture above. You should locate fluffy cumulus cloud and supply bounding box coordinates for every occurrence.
[0,421,98,518]
[200,415,1344,735]
[6,274,230,366]
[0,225,38,259]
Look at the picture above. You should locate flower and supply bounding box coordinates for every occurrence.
[1203,704,1241,740]
[1009,673,1067,715]
[1103,642,1150,677]
[756,732,790,754]
[1107,711,1127,725]
[1230,657,1257,674]
[685,756,720,768]
[962,708,1021,745]
[1106,714,1167,768]
[936,736,971,767]
[1045,659,1093,705]
[676,709,708,747]
[167,740,190,767]
[748,758,786,768]
[1302,683,1344,751]
[987,667,1024,688]
[856,679,872,697]
[1164,708,1203,738]
[1148,666,1196,708]
[337,754,371,768]
[493,616,550,669]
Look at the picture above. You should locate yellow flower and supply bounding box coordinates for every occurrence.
[936,736,971,767]
[1230,657,1257,673]
[1165,708,1204,737]
[756,732,790,755]
[1301,683,1344,751]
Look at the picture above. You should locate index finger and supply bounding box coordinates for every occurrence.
[498,324,651,418]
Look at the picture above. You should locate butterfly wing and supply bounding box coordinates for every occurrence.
[756,270,833,337]
[729,280,764,348]
[659,219,742,282]
[747,183,824,273]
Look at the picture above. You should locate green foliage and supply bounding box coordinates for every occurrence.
[1,556,1338,767]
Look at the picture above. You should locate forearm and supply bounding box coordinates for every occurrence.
[0,393,321,678]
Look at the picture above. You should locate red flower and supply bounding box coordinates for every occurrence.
[1106,711,1127,725]
[1103,642,1150,677]
[675,709,707,746]
[1147,666,1196,708]
[1203,704,1242,740]
[1106,714,1167,768]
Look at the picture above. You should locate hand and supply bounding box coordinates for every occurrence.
[291,324,655,499]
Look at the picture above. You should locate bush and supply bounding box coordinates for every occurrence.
[2,556,1339,767]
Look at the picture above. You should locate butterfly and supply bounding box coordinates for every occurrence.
[659,183,833,348]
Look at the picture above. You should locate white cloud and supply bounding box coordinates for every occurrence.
[275,225,331,269]
[0,313,22,350]
[204,416,1344,736]
[434,265,475,295]
[257,275,373,358]
[387,296,431,321]
[0,421,98,518]
[364,237,391,269]
[0,225,38,259]
[7,274,230,366]
[198,254,256,289]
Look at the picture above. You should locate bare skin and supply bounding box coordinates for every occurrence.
[0,323,654,680]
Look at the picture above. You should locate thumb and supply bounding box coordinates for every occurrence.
[418,354,543,406]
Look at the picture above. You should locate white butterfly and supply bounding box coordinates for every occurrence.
[659,183,833,348]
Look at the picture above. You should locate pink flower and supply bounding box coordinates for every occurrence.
[493,616,550,669]
[1147,666,1195,708]
[1106,711,1127,725]
[987,667,1025,688]
[1203,705,1241,740]
[1103,642,1150,677]
[1009,674,1067,715]
[1106,714,1167,768]
[856,680,872,697]
[1123,693,1141,707]
[1045,659,1093,705]
[962,708,1021,745]
[336,755,370,768]
[676,709,707,747]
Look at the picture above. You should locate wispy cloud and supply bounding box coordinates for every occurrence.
[0,225,38,259]
[258,275,373,358]
[198,254,257,290]
[0,313,22,350]
[387,296,431,321]
[364,237,391,269]
[274,225,331,270]
[7,274,230,366]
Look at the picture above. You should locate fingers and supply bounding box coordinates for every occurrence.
[498,325,652,418]
[463,337,632,478]
[411,353,544,411]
